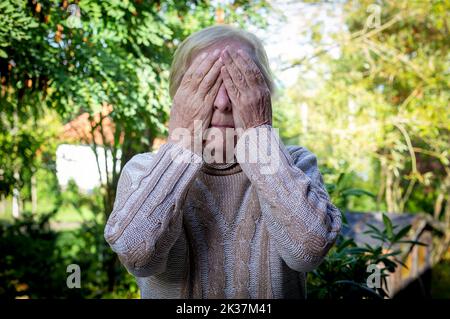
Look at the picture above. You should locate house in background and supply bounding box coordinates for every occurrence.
[56,143,116,193]
[57,104,120,193]
[57,103,165,193]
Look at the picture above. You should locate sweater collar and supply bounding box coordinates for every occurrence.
[201,161,242,176]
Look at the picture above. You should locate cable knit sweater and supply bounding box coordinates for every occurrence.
[104,125,342,299]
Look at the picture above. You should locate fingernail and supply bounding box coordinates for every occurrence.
[213,49,220,56]
[201,52,207,58]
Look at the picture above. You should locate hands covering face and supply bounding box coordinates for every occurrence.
[168,46,272,151]
[220,46,272,131]
[168,49,224,149]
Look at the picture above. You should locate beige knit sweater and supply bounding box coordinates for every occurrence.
[104,125,342,299]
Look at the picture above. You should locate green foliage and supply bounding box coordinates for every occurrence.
[277,0,450,216]
[1,0,447,299]
[0,186,138,299]
[308,212,424,299]
[0,0,38,57]
[324,169,376,213]
[430,251,450,298]
[0,111,61,197]
[0,0,273,297]
[0,0,271,194]
[0,209,72,298]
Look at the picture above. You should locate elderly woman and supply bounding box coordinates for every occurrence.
[104,25,341,299]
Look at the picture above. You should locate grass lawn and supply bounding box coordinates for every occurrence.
[1,196,97,223]
[0,168,101,226]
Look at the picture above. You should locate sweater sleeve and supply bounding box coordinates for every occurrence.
[235,124,342,272]
[104,142,203,277]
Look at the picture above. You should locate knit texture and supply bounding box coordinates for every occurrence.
[104,125,342,299]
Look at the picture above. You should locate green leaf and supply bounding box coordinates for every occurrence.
[382,214,394,239]
[341,188,376,198]
[393,225,412,242]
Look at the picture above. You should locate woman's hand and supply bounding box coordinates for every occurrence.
[220,47,272,131]
[168,49,223,152]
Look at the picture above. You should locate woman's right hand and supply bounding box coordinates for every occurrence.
[168,49,224,153]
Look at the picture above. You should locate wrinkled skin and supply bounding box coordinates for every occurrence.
[220,46,272,131]
[168,40,272,161]
[168,48,224,155]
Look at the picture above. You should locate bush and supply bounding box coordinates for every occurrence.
[0,210,81,298]
[0,202,138,298]
[308,212,424,299]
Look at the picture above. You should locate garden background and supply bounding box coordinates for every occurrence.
[0,0,449,298]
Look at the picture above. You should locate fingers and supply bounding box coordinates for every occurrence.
[192,49,222,86]
[197,57,223,97]
[221,47,248,90]
[221,66,247,130]
[203,74,223,104]
[220,66,239,105]
[222,46,266,89]
[200,76,222,131]
[201,104,214,132]
[180,52,208,88]
[236,49,266,86]
[199,79,220,131]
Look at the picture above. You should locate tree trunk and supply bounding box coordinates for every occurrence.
[102,128,156,293]
[12,187,20,219]
[31,173,38,214]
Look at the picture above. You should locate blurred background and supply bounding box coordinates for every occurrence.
[0,0,448,299]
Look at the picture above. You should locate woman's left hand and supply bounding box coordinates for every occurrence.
[220,47,272,131]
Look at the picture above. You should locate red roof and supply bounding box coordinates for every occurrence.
[61,103,122,146]
[61,102,167,149]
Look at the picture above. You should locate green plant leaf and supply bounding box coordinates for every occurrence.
[382,213,394,239]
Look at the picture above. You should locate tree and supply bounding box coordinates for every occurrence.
[277,1,449,227]
[1,0,274,293]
